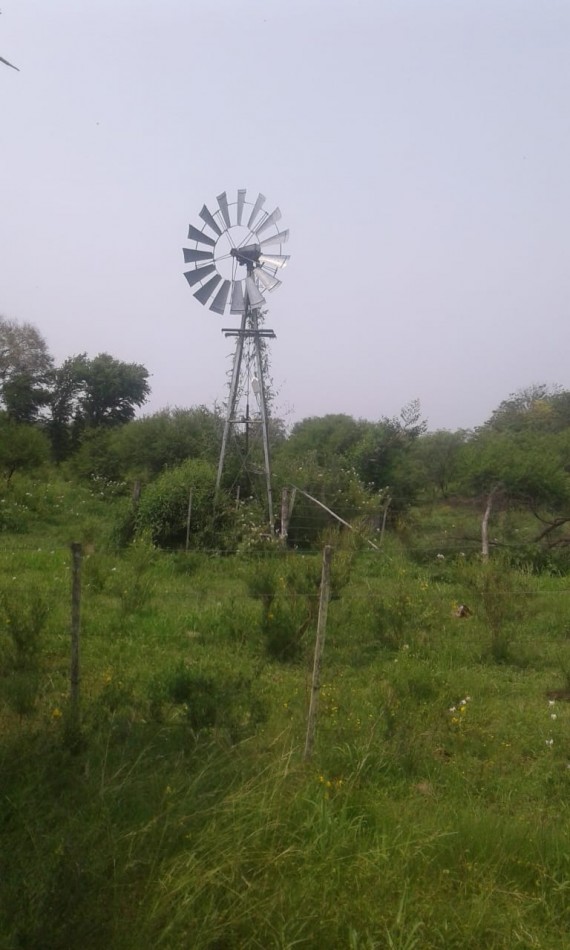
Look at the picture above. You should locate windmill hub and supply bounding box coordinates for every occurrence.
[230,244,261,267]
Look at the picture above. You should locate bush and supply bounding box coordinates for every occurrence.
[246,553,350,662]
[0,588,50,715]
[0,419,50,484]
[135,459,220,549]
[149,661,268,739]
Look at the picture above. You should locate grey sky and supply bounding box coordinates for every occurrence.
[1,0,569,431]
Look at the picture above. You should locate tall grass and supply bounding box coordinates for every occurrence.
[1,477,570,947]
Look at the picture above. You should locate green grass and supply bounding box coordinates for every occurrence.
[1,475,570,948]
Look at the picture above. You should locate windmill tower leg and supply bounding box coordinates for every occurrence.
[215,310,247,499]
[251,309,274,532]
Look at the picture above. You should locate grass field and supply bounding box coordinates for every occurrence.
[1,476,570,948]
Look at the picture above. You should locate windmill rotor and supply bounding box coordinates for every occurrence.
[183,189,289,316]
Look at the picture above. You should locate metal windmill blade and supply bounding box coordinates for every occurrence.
[245,276,265,309]
[216,192,232,229]
[255,267,282,292]
[258,253,290,269]
[230,280,246,314]
[184,263,217,287]
[236,189,246,225]
[183,248,214,264]
[193,274,222,305]
[199,203,222,237]
[209,280,231,315]
[259,229,289,249]
[255,207,282,236]
[247,193,266,229]
[187,224,216,247]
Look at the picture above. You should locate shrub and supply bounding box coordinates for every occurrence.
[135,459,223,549]
[0,588,50,715]
[108,536,157,615]
[149,662,268,738]
[246,553,349,662]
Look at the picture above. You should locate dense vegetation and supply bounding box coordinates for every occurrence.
[2,316,570,947]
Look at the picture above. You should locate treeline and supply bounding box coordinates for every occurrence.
[3,315,570,558]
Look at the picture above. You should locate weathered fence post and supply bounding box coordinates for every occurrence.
[280,487,291,545]
[379,494,391,545]
[185,488,194,553]
[481,486,497,560]
[70,542,82,734]
[131,479,141,506]
[303,544,333,762]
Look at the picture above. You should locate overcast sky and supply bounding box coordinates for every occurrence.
[1,0,569,432]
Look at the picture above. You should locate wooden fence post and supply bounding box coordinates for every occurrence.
[379,494,391,545]
[70,542,82,733]
[481,486,497,560]
[280,487,291,545]
[303,545,333,762]
[131,479,141,506]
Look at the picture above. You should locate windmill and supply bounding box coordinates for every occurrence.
[183,190,289,529]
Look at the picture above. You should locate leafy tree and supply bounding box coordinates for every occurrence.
[0,317,53,423]
[47,357,84,461]
[67,428,123,483]
[0,416,50,484]
[412,429,468,497]
[349,401,427,510]
[484,384,570,435]
[281,414,370,467]
[111,406,223,478]
[47,353,151,458]
[460,430,570,509]
[77,353,150,427]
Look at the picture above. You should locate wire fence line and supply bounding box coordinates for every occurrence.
[2,542,570,607]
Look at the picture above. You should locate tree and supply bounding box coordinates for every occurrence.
[460,430,570,509]
[47,353,151,457]
[0,317,53,422]
[75,353,150,428]
[349,402,427,510]
[0,416,50,484]
[281,415,370,467]
[458,428,570,558]
[483,384,570,435]
[110,406,223,478]
[412,429,468,497]
[47,357,86,461]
